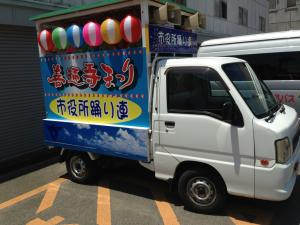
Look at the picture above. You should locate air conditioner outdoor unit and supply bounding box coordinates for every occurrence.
[151,3,182,25]
[182,12,206,30]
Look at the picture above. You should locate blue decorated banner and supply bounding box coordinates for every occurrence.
[44,120,148,161]
[40,47,149,128]
[149,24,198,54]
[40,47,150,161]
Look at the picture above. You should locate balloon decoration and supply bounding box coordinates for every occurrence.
[39,16,143,52]
[83,22,103,47]
[120,15,142,43]
[67,25,84,48]
[38,29,55,52]
[101,18,121,45]
[52,27,68,50]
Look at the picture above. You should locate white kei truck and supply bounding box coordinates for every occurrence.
[31,0,300,213]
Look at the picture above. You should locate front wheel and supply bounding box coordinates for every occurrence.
[178,169,227,213]
[66,152,96,184]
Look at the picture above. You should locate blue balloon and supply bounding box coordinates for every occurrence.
[67,25,84,48]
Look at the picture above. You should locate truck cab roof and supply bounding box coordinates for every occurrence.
[155,57,246,74]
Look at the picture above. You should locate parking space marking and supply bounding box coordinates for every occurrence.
[152,187,180,225]
[26,215,79,225]
[36,178,65,214]
[0,178,66,210]
[112,175,180,225]
[230,217,259,225]
[97,181,111,225]
[228,206,273,225]
[26,216,64,225]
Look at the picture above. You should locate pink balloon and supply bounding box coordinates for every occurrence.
[83,22,103,47]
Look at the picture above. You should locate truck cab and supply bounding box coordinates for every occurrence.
[151,57,300,212]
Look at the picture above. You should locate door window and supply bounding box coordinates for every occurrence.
[166,67,234,120]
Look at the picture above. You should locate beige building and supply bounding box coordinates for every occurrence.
[269,0,300,31]
[187,0,269,40]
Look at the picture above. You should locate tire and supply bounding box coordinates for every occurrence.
[178,169,227,213]
[66,152,96,184]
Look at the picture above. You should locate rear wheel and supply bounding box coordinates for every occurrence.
[66,152,96,184]
[178,169,227,213]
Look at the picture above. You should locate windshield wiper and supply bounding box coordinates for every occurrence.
[265,104,279,122]
[279,104,286,113]
[265,111,275,122]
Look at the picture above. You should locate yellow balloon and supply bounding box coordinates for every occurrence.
[101,18,121,45]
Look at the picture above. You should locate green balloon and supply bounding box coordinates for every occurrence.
[52,27,67,50]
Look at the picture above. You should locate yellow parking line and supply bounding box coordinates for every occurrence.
[97,181,111,225]
[0,178,65,210]
[228,206,273,225]
[26,216,65,225]
[109,175,180,225]
[230,217,260,225]
[36,178,66,213]
[0,185,48,210]
[152,188,180,225]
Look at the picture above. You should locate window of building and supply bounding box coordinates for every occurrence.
[239,7,248,26]
[269,0,277,9]
[166,67,232,119]
[259,16,266,32]
[215,0,227,19]
[287,0,296,8]
[234,52,300,80]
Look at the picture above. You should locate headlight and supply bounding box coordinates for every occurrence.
[275,137,292,164]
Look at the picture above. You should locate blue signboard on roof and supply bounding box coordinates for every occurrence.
[149,24,198,54]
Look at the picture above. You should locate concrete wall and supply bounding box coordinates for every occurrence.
[269,0,300,31]
[187,0,269,36]
[0,0,70,26]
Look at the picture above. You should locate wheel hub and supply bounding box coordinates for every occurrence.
[187,177,216,206]
[70,156,87,178]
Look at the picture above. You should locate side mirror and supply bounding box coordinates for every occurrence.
[222,101,233,122]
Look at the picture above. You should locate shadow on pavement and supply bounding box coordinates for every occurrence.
[269,177,300,225]
[0,148,60,183]
[64,160,300,225]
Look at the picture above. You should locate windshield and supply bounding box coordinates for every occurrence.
[222,62,279,118]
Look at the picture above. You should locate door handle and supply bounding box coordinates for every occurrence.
[165,121,175,128]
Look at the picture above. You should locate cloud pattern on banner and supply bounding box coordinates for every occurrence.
[76,124,91,130]
[63,124,148,156]
[63,128,71,136]
[91,128,147,153]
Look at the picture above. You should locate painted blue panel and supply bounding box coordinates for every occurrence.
[44,120,149,161]
[40,47,149,128]
[149,25,197,54]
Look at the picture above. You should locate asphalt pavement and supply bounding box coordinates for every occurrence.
[0,160,299,225]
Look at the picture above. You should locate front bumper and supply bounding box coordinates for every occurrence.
[254,142,300,201]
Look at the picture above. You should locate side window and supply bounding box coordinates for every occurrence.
[166,67,232,120]
[235,52,300,80]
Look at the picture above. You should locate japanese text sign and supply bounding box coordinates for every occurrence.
[149,24,198,54]
[40,47,149,128]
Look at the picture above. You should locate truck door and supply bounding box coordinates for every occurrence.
[155,66,255,197]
